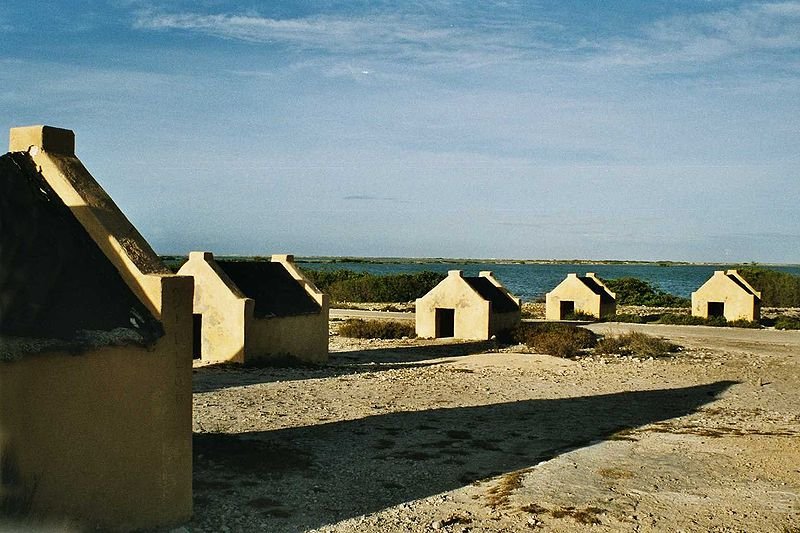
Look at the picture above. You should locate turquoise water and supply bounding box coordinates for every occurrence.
[299,261,800,302]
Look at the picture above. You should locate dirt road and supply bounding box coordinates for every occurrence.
[189,324,800,532]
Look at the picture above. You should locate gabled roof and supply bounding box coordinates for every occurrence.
[578,275,616,304]
[725,271,761,299]
[217,261,321,318]
[0,152,162,346]
[464,276,520,313]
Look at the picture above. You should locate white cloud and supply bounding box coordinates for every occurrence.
[586,1,800,69]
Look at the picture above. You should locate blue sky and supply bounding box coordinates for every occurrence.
[2,1,799,262]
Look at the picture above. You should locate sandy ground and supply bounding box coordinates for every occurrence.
[187,319,800,532]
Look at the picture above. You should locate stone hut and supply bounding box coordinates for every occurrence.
[691,270,761,322]
[0,126,192,529]
[416,270,521,340]
[546,273,616,320]
[178,252,328,364]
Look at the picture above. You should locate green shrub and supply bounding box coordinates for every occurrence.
[605,313,653,323]
[738,268,800,307]
[656,313,760,328]
[338,319,416,339]
[595,332,679,358]
[726,319,761,329]
[656,313,714,326]
[506,323,597,358]
[774,316,800,330]
[564,310,597,321]
[306,270,445,303]
[604,277,690,307]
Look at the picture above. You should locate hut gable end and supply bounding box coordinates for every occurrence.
[0,152,162,352]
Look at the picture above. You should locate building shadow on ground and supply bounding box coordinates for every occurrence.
[193,340,496,393]
[191,380,736,531]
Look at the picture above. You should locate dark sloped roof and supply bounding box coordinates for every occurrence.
[726,273,760,298]
[579,276,615,304]
[0,152,162,348]
[217,261,321,318]
[464,277,519,313]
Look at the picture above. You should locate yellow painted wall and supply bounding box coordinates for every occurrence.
[178,252,252,364]
[247,311,329,364]
[0,276,193,531]
[691,270,761,322]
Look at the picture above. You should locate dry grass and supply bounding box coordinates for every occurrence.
[337,319,416,339]
[505,323,597,358]
[594,331,680,358]
[486,469,529,509]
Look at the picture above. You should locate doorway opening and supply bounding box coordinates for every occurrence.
[560,301,575,320]
[435,308,455,338]
[192,313,203,359]
[707,302,725,318]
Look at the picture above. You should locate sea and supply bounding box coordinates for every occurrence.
[297,260,800,302]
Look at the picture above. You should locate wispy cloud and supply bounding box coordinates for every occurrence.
[587,2,800,69]
[132,8,557,69]
[342,195,401,202]
[131,2,800,79]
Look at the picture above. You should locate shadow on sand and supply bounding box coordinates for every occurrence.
[192,380,736,530]
[193,340,496,393]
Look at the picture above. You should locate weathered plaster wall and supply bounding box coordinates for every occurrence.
[691,270,761,321]
[416,271,492,340]
[178,252,252,364]
[0,276,193,531]
[247,311,329,364]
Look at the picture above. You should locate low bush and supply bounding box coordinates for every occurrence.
[605,313,648,323]
[656,313,718,326]
[604,277,690,307]
[506,323,597,358]
[564,310,597,321]
[726,319,762,329]
[656,313,760,328]
[337,319,416,339]
[306,270,445,303]
[595,332,679,358]
[774,316,800,330]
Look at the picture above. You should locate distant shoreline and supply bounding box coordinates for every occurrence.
[160,255,799,268]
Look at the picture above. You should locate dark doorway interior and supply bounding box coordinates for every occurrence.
[707,302,725,318]
[435,308,455,338]
[560,300,575,319]
[192,313,203,359]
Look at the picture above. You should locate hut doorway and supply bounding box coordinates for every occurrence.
[560,301,575,319]
[707,302,725,318]
[435,308,455,338]
[192,314,203,359]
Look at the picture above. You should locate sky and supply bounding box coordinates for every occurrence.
[2,1,799,262]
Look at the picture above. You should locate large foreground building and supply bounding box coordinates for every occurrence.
[0,126,192,530]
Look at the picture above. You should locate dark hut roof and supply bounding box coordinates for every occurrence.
[726,273,760,298]
[217,261,321,318]
[0,152,162,351]
[464,277,519,313]
[578,276,615,304]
